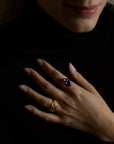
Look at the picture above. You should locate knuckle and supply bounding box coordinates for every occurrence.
[71,85,77,93]
[42,83,50,92]
[31,108,36,115]
[73,88,82,99]
[51,70,62,80]
[31,69,39,80]
[27,89,34,97]
[45,117,50,122]
[70,84,80,95]
[77,71,82,77]
[40,100,48,108]
[78,74,83,82]
[52,70,59,78]
[90,85,96,91]
[77,90,83,99]
[64,118,71,127]
[50,69,57,75]
[30,68,35,75]
[77,73,85,81]
[77,89,82,96]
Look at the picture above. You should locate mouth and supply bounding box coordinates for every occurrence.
[65,4,98,17]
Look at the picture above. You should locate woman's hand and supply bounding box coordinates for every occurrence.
[19,59,114,142]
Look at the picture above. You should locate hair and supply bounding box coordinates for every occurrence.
[0,0,114,25]
[0,0,23,24]
[109,0,114,4]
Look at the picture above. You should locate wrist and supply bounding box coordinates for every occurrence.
[96,112,114,142]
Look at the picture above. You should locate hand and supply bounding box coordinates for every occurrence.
[19,59,114,142]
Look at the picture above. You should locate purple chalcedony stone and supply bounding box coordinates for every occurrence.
[63,78,71,87]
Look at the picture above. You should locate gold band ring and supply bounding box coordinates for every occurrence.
[49,100,58,112]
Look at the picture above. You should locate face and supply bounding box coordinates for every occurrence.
[36,0,107,33]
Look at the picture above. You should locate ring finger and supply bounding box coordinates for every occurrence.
[19,85,61,112]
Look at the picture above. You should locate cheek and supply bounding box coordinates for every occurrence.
[100,0,107,9]
[97,0,107,18]
[47,0,63,8]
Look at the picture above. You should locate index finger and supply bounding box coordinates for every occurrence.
[36,59,79,92]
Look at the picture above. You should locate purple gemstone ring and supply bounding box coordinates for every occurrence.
[62,78,71,88]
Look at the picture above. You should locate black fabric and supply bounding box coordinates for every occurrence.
[0,0,114,144]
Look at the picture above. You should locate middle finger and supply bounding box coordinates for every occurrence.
[24,68,65,101]
[36,59,80,92]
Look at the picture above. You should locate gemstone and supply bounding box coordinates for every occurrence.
[63,78,71,87]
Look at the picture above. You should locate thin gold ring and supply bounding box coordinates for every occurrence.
[49,100,58,112]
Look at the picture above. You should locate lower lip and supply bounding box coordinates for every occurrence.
[69,5,98,16]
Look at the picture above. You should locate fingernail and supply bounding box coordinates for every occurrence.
[69,63,76,71]
[24,105,32,112]
[24,68,31,74]
[36,58,43,66]
[18,85,28,92]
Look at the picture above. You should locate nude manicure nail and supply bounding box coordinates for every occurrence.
[24,105,32,112]
[36,58,43,66]
[19,85,28,92]
[69,63,76,71]
[24,68,31,74]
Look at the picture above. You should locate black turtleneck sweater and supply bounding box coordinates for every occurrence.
[0,1,114,144]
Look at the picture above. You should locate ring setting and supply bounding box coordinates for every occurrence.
[62,78,71,87]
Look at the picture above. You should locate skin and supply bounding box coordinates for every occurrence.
[19,59,114,142]
[18,0,114,142]
[36,0,107,32]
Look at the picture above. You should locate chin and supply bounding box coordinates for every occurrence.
[59,2,105,33]
[74,23,97,33]
[63,17,99,33]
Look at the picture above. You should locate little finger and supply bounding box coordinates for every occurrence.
[25,105,61,123]
[19,85,61,112]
